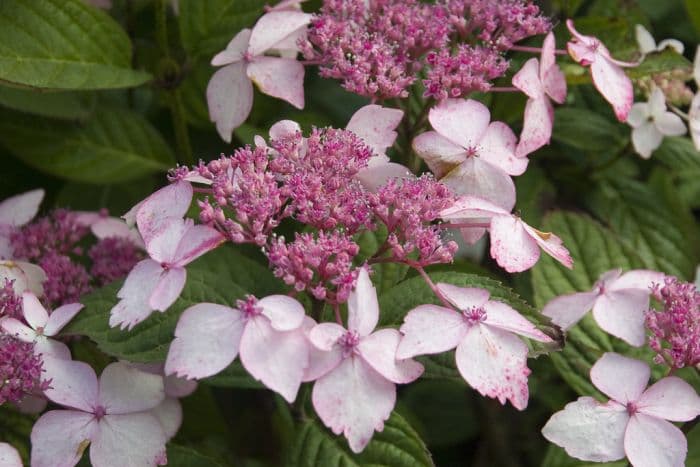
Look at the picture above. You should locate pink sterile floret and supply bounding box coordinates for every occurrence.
[542,352,700,467]
[0,443,22,467]
[646,276,700,369]
[305,268,424,453]
[165,294,310,403]
[31,360,168,467]
[440,196,572,273]
[0,260,46,297]
[0,189,44,260]
[413,99,528,211]
[542,268,664,346]
[397,283,551,410]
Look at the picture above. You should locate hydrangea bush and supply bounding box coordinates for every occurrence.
[0,0,699,466]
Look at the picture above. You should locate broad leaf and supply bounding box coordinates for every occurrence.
[0,85,95,119]
[627,49,692,79]
[285,412,433,467]
[0,0,151,90]
[65,246,281,362]
[540,445,626,467]
[0,106,175,184]
[551,107,628,153]
[166,444,226,467]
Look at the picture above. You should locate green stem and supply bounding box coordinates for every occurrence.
[168,90,194,165]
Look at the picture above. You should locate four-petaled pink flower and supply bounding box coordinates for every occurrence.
[440,196,573,273]
[1,292,82,360]
[542,268,664,346]
[413,99,528,211]
[32,360,168,467]
[512,32,567,157]
[0,189,44,259]
[627,87,687,159]
[566,19,637,122]
[542,352,700,467]
[165,295,310,403]
[0,443,21,467]
[110,181,224,330]
[305,268,424,453]
[207,10,310,142]
[397,283,552,410]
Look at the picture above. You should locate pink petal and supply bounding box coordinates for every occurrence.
[15,394,48,414]
[456,325,533,410]
[590,58,633,122]
[269,119,301,140]
[541,33,567,104]
[211,29,251,66]
[441,157,516,212]
[565,20,598,64]
[309,322,346,351]
[22,292,48,330]
[0,261,46,296]
[0,443,22,467]
[592,290,648,346]
[482,300,552,342]
[135,181,193,245]
[90,413,167,467]
[412,131,467,179]
[436,283,490,310]
[207,61,254,143]
[35,338,72,360]
[312,357,395,453]
[240,315,308,402]
[429,99,490,150]
[42,357,99,412]
[637,376,700,422]
[358,328,423,384]
[144,217,188,264]
[541,291,598,330]
[515,96,554,158]
[396,304,467,359]
[656,112,687,137]
[0,233,12,259]
[0,318,35,343]
[541,397,628,462]
[590,353,650,404]
[521,222,573,269]
[149,267,186,312]
[165,303,244,380]
[247,57,305,109]
[440,195,509,219]
[347,267,379,337]
[632,122,663,159]
[479,122,528,175]
[608,269,664,292]
[98,362,164,414]
[151,397,182,440]
[91,217,144,248]
[624,414,687,467]
[30,410,98,467]
[0,189,44,227]
[248,11,311,56]
[257,295,305,331]
[303,317,343,382]
[355,162,413,192]
[164,374,197,398]
[489,215,540,272]
[512,58,544,99]
[689,93,700,150]
[44,303,84,336]
[346,105,404,156]
[109,259,164,330]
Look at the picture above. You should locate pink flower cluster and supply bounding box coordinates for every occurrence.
[646,276,700,369]
[0,279,22,321]
[0,334,48,405]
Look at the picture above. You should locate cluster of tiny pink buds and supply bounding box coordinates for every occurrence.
[39,252,92,306]
[10,209,89,259]
[0,279,22,321]
[445,0,551,50]
[236,295,262,319]
[369,176,458,267]
[423,45,509,99]
[266,231,360,303]
[89,238,144,286]
[645,276,700,369]
[0,335,49,405]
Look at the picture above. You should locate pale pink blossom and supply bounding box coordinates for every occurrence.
[75,212,144,249]
[413,99,527,211]
[542,268,664,346]
[635,24,684,56]
[1,292,82,360]
[109,182,224,330]
[397,283,551,410]
[0,260,46,297]
[542,352,700,467]
[566,19,637,122]
[0,189,44,259]
[32,359,168,467]
[0,442,22,467]
[165,295,310,403]
[440,196,572,273]
[305,268,424,453]
[627,88,686,159]
[512,32,567,157]
[207,11,310,142]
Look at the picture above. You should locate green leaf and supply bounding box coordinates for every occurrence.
[0,85,95,119]
[684,0,700,35]
[178,0,266,60]
[530,212,648,396]
[202,360,263,389]
[587,178,698,279]
[0,106,175,184]
[285,412,433,467]
[551,107,628,153]
[166,444,226,467]
[0,406,35,464]
[65,246,281,362]
[653,136,700,177]
[0,0,151,90]
[540,444,626,467]
[627,49,693,79]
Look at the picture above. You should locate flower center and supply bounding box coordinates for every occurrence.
[237,295,262,320]
[94,405,107,420]
[465,146,479,158]
[626,401,638,416]
[339,330,360,358]
[462,306,487,326]
[35,326,44,336]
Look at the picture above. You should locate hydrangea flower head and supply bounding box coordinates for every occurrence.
[542,352,700,467]
[627,87,686,159]
[397,283,552,410]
